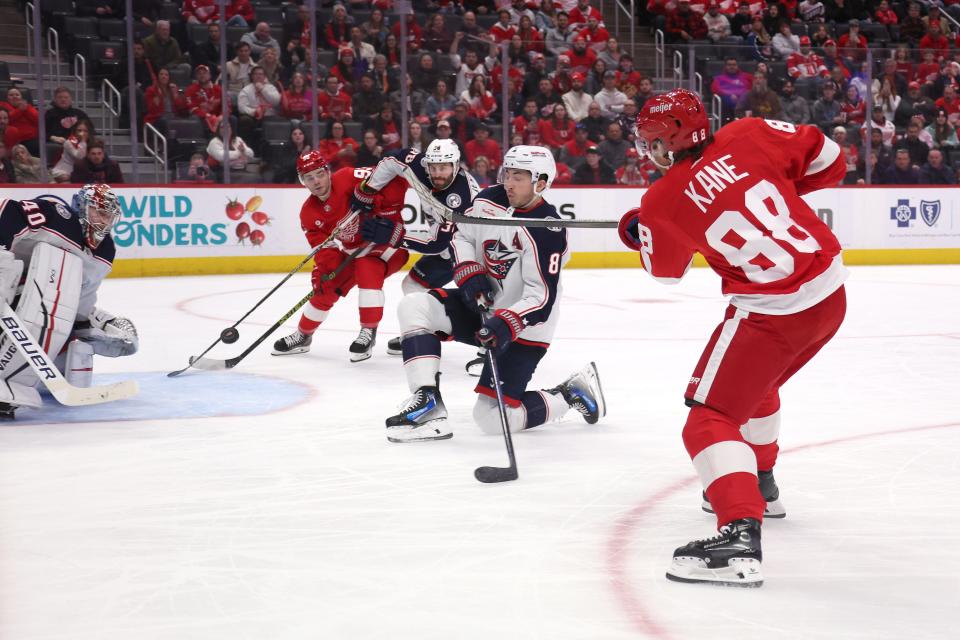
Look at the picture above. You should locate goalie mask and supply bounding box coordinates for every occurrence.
[71,183,121,249]
[634,88,709,170]
[423,139,460,190]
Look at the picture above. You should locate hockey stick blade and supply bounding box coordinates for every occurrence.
[0,303,139,406]
[474,465,519,483]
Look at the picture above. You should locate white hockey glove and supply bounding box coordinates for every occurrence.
[0,249,24,306]
[73,307,139,357]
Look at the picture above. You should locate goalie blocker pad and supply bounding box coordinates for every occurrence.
[0,243,83,392]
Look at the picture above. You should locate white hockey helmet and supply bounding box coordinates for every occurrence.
[500,145,557,194]
[423,138,461,185]
[71,183,121,248]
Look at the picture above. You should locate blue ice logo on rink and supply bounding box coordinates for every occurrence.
[890,199,916,228]
[920,200,941,227]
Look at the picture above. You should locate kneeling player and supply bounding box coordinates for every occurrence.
[385,146,606,442]
[272,152,409,361]
[0,184,138,419]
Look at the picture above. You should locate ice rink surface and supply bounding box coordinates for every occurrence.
[1,265,958,640]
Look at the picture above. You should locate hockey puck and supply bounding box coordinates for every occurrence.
[221,327,240,344]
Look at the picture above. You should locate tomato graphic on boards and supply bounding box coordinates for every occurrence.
[236,221,251,243]
[226,197,245,220]
[249,229,265,246]
[251,211,271,226]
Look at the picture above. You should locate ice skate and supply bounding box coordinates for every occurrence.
[0,402,15,421]
[666,518,763,587]
[386,336,402,355]
[385,385,451,442]
[465,350,485,377]
[349,327,377,362]
[272,330,312,355]
[702,470,786,518]
[548,361,607,424]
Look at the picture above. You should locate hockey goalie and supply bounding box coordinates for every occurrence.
[0,183,138,419]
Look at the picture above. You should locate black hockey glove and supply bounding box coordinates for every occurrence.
[351,181,376,213]
[453,261,494,313]
[361,217,405,247]
[476,309,524,356]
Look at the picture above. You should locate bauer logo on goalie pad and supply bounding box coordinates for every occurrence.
[0,317,57,380]
[920,200,941,227]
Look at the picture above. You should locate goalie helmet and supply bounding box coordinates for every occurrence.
[297,150,329,185]
[500,145,557,193]
[634,88,709,167]
[423,138,461,185]
[71,183,121,249]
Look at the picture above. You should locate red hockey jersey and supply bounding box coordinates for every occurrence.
[619,118,847,314]
[299,166,407,252]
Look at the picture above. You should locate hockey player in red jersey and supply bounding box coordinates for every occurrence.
[272,151,409,362]
[619,89,847,587]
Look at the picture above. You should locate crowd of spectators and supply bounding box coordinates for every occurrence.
[5,0,960,185]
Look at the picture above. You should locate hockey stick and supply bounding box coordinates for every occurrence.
[400,165,618,229]
[187,245,368,372]
[473,328,519,484]
[0,303,139,406]
[168,210,362,377]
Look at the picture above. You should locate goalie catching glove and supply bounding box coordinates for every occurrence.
[73,307,139,357]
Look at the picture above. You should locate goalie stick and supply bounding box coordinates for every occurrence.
[186,244,368,372]
[0,302,139,406]
[400,165,618,229]
[168,210,362,377]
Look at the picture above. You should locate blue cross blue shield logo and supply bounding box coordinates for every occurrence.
[890,199,916,228]
[919,200,941,227]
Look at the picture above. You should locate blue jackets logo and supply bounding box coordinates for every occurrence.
[890,199,916,228]
[919,200,941,227]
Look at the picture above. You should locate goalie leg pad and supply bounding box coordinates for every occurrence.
[2,243,82,390]
[65,339,94,388]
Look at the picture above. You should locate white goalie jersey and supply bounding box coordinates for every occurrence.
[450,184,569,346]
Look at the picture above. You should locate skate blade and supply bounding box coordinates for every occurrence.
[666,558,763,588]
[386,347,402,356]
[386,420,452,443]
[584,361,607,420]
[271,346,310,356]
[350,351,373,362]
[702,500,786,519]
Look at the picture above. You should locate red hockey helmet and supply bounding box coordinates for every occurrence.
[634,88,709,165]
[297,150,329,183]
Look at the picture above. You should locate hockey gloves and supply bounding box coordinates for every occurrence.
[476,309,524,356]
[453,261,494,313]
[618,208,646,252]
[351,181,377,214]
[73,307,139,357]
[361,217,405,247]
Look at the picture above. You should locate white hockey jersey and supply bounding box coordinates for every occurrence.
[451,185,569,346]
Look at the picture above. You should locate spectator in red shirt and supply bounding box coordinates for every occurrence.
[666,0,708,43]
[0,87,39,153]
[565,37,598,73]
[226,0,253,27]
[490,10,517,43]
[282,72,314,120]
[558,123,590,169]
[569,0,604,27]
[460,75,497,121]
[915,49,941,87]
[317,75,352,121]
[578,16,610,51]
[464,123,502,170]
[513,98,541,138]
[325,4,351,51]
[182,0,218,24]
[616,55,644,96]
[920,24,950,61]
[538,103,577,150]
[183,64,224,132]
[874,0,898,25]
[391,12,423,52]
[837,20,867,62]
[615,148,651,186]
[144,68,184,126]
[935,84,960,125]
[319,120,358,170]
